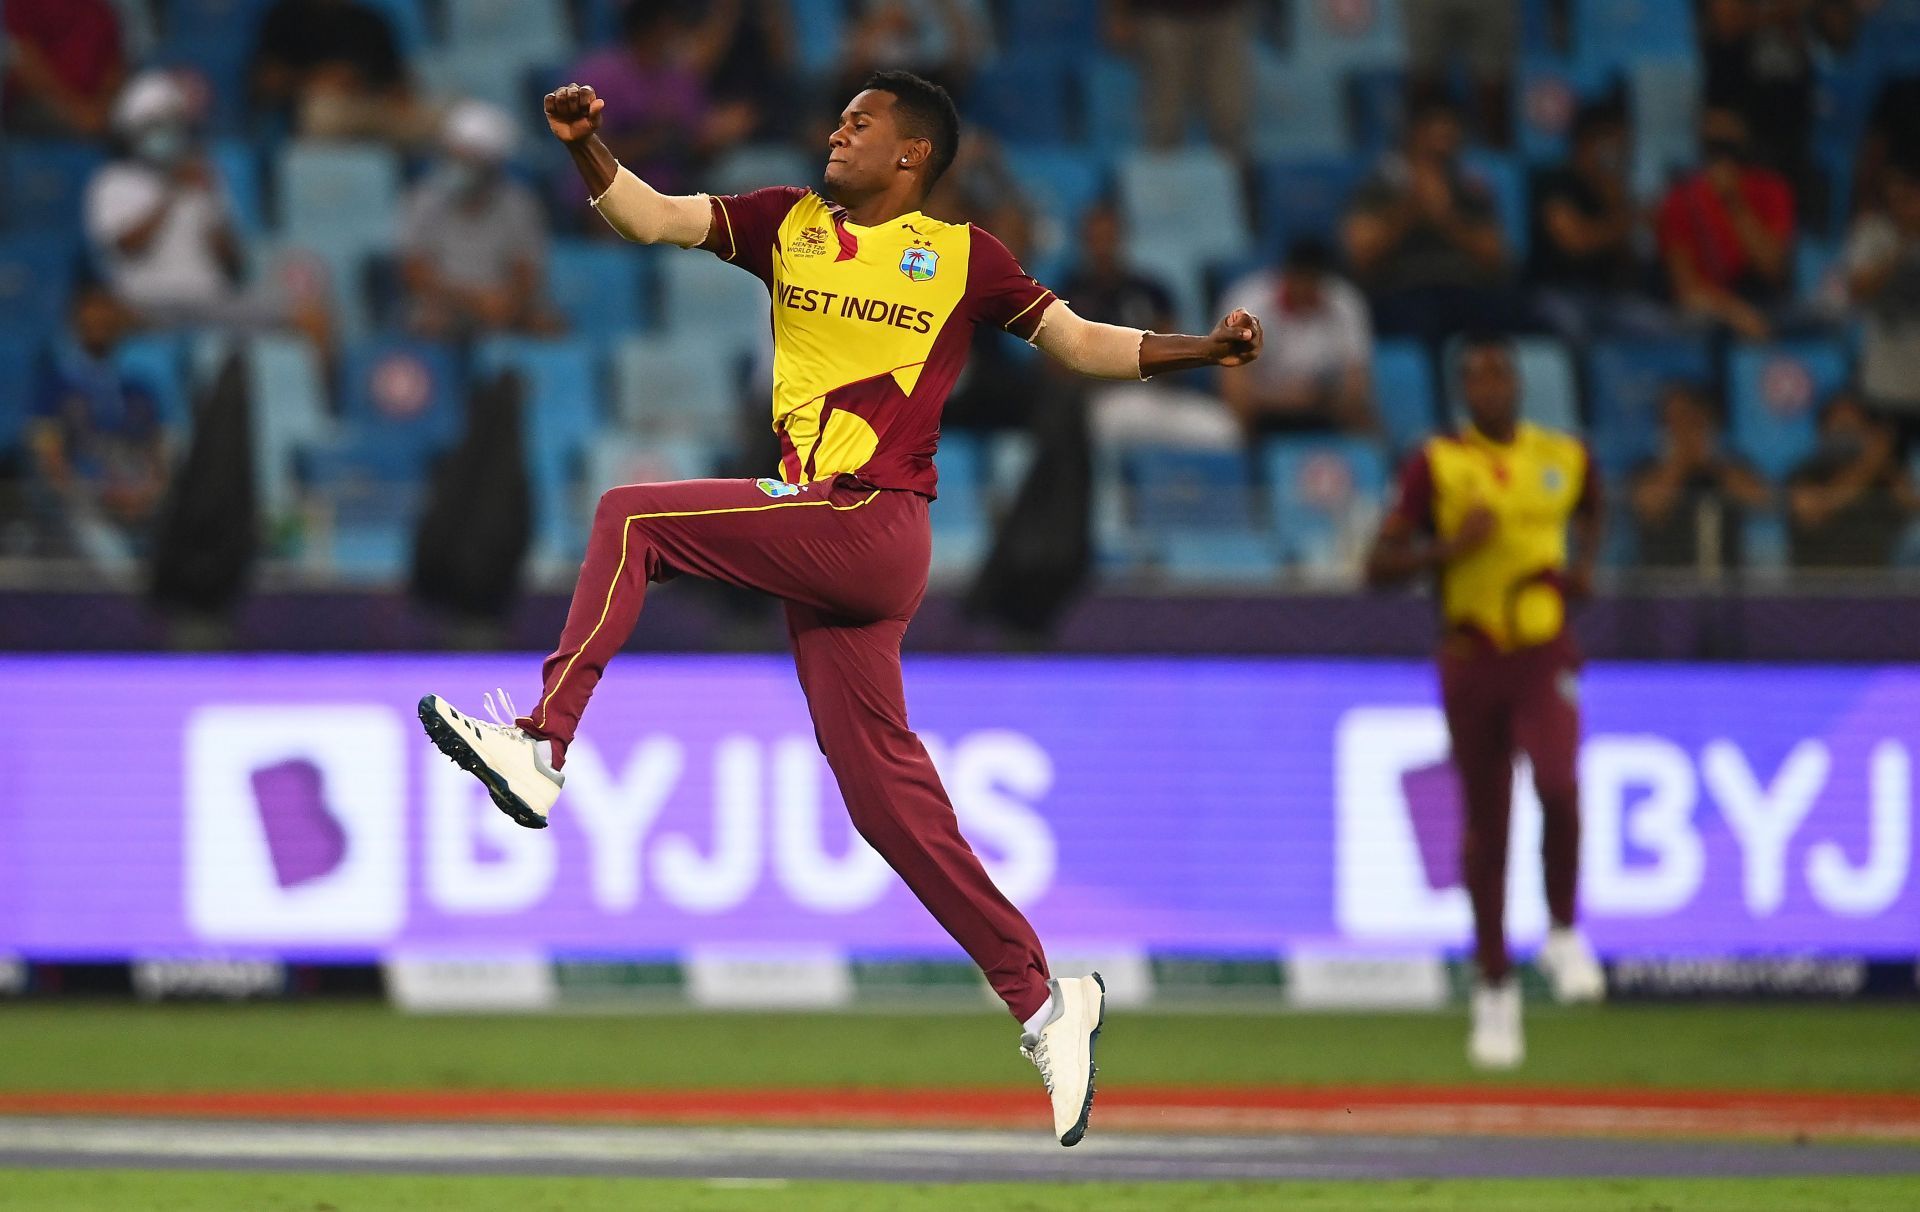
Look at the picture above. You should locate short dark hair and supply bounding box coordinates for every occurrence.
[860,70,960,186]
[1285,236,1336,274]
[1570,100,1626,145]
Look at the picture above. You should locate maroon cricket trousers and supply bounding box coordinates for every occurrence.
[1437,631,1583,984]
[515,474,1052,1022]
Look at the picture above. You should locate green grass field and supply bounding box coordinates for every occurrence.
[2,1002,1917,1093]
[3,1171,1919,1212]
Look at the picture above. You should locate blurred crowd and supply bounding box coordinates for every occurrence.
[3,0,1920,603]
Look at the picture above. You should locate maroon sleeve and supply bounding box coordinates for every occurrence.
[698,186,808,284]
[1387,448,1436,535]
[967,225,1057,340]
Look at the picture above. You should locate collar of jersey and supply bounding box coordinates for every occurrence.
[1461,421,1528,451]
[823,197,928,233]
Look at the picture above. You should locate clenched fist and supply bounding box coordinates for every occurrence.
[544,83,604,145]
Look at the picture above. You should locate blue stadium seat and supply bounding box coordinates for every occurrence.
[114,333,193,439]
[1264,435,1389,575]
[353,0,430,55]
[705,144,816,196]
[970,49,1074,144]
[1249,49,1349,159]
[658,252,773,363]
[547,238,652,351]
[789,0,850,76]
[1574,0,1694,69]
[1514,56,1617,164]
[0,332,40,458]
[415,44,551,127]
[1004,0,1100,51]
[1796,237,1844,306]
[1002,142,1108,263]
[1124,446,1256,531]
[1118,147,1253,270]
[207,137,265,238]
[444,0,569,61]
[928,430,992,578]
[1460,150,1529,261]
[1728,340,1851,481]
[1254,157,1365,249]
[586,434,716,492]
[338,337,463,466]
[1346,66,1408,157]
[1289,0,1407,69]
[1585,336,1714,474]
[1629,60,1700,199]
[278,141,400,257]
[298,445,423,581]
[3,142,107,233]
[612,333,740,442]
[1445,335,1580,432]
[0,232,79,340]
[476,336,602,567]
[1079,54,1142,154]
[1159,531,1281,585]
[152,19,261,134]
[244,333,332,527]
[165,0,272,35]
[1371,339,1439,455]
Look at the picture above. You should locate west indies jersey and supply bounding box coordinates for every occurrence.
[1388,422,1599,652]
[698,186,1056,498]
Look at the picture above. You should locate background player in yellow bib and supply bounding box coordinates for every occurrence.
[1365,335,1606,1071]
[417,71,1263,1146]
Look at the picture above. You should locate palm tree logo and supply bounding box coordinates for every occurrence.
[899,243,938,282]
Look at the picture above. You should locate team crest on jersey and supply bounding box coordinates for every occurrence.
[1542,466,1566,492]
[899,243,938,282]
[755,478,803,498]
[788,226,830,258]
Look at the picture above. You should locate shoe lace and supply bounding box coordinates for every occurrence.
[1020,1035,1055,1096]
[481,688,522,733]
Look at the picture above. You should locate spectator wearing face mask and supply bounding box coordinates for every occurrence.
[1656,106,1796,340]
[398,101,561,339]
[1787,390,1918,569]
[83,71,245,322]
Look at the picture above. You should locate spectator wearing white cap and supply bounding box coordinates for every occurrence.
[83,70,245,320]
[398,100,560,339]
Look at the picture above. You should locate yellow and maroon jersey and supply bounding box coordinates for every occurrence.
[1388,422,1600,652]
[697,187,1055,498]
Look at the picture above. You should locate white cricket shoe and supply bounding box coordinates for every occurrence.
[1020,974,1106,1146]
[1468,979,1525,1070]
[418,690,563,829]
[1537,927,1606,1004]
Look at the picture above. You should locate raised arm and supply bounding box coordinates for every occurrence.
[1031,301,1263,380]
[546,83,712,247]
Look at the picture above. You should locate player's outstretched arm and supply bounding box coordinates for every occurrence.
[1031,301,1263,380]
[546,83,711,248]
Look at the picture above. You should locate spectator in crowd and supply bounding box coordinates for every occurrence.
[1405,0,1517,147]
[1629,383,1771,569]
[27,282,171,569]
[85,71,246,324]
[1847,151,1920,450]
[1531,101,1664,340]
[1656,106,1796,340]
[1854,73,1920,231]
[399,102,560,340]
[1699,0,1815,202]
[692,0,799,141]
[842,0,992,95]
[1108,0,1252,157]
[1787,390,1917,568]
[1059,201,1176,332]
[252,0,432,146]
[566,1,755,201]
[1217,237,1373,437]
[2,0,126,137]
[1342,96,1519,340]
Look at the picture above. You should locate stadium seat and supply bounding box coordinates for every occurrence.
[1795,237,1845,308]
[1574,0,1694,69]
[444,0,569,62]
[1264,435,1388,578]
[243,333,332,528]
[1124,243,1208,332]
[1159,530,1281,585]
[1119,147,1253,271]
[1078,54,1142,154]
[0,331,40,458]
[546,238,653,351]
[3,142,107,233]
[278,141,400,258]
[152,18,260,134]
[658,252,773,363]
[1585,336,1714,474]
[1629,60,1700,199]
[415,44,549,126]
[969,49,1074,144]
[705,144,816,196]
[1254,157,1365,249]
[1288,0,1407,69]
[1460,150,1530,262]
[1249,49,1350,159]
[338,337,464,467]
[1003,0,1100,52]
[612,333,740,442]
[1728,340,1851,481]
[1346,66,1408,157]
[0,232,79,340]
[789,0,850,76]
[1124,446,1257,532]
[476,336,603,567]
[927,430,992,579]
[207,137,265,238]
[1514,56,1617,164]
[114,333,193,440]
[1001,142,1109,276]
[298,446,423,581]
[1443,335,1581,433]
[1371,339,1440,455]
[986,430,1038,505]
[352,0,430,56]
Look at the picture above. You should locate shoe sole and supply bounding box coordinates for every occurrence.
[1060,972,1105,1148]
[416,695,549,830]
